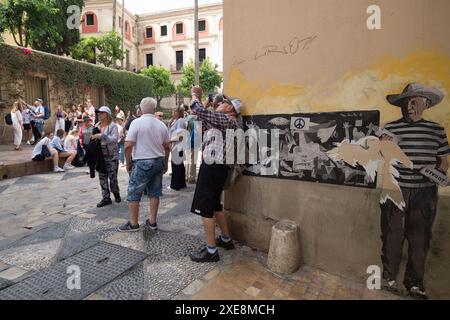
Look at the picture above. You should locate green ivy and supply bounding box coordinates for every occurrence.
[0,43,153,109]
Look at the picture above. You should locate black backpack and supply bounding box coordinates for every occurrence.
[5,113,12,125]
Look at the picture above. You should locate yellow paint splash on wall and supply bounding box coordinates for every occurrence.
[226,50,450,137]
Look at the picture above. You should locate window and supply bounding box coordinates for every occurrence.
[146,27,153,38]
[86,14,94,26]
[199,48,206,63]
[199,20,206,32]
[125,22,129,32]
[161,25,167,36]
[176,50,183,70]
[146,53,153,67]
[176,23,183,34]
[119,17,122,28]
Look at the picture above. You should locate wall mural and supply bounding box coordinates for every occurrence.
[243,110,380,188]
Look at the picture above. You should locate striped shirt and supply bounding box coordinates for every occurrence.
[384,118,450,188]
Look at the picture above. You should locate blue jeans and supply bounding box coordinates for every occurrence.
[127,158,164,201]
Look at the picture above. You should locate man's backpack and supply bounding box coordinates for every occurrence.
[43,106,50,120]
[4,113,12,125]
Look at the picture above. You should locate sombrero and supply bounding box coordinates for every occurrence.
[386,83,444,108]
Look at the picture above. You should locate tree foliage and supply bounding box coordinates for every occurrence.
[0,0,84,55]
[140,65,175,109]
[95,32,125,68]
[31,0,84,55]
[70,36,97,64]
[178,58,223,96]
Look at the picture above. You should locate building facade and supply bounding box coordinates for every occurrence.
[81,0,223,82]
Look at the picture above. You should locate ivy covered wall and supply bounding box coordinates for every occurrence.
[0,43,153,109]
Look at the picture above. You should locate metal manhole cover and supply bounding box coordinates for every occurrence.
[0,242,148,300]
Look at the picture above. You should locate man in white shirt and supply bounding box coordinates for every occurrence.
[31,132,65,173]
[21,98,45,144]
[118,97,170,232]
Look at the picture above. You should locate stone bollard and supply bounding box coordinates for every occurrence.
[267,220,302,274]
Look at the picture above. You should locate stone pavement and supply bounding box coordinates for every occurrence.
[0,166,405,300]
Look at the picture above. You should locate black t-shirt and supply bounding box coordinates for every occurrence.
[125,116,136,131]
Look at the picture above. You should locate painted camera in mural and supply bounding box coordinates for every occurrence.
[243,111,380,188]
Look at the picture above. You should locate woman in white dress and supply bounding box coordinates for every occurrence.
[54,105,67,135]
[11,101,24,151]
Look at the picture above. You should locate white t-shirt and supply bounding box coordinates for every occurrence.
[125,114,170,160]
[64,135,77,153]
[32,137,50,159]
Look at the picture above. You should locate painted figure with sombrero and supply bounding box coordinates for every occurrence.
[380,83,450,299]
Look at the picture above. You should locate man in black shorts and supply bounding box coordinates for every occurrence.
[189,86,244,263]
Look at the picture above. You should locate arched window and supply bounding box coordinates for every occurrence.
[81,12,98,33]
[172,21,186,41]
[219,17,223,32]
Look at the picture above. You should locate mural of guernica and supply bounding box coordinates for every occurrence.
[243,111,380,188]
[242,82,449,300]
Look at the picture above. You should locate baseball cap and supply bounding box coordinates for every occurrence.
[83,115,92,122]
[35,98,43,103]
[230,99,243,115]
[96,106,112,115]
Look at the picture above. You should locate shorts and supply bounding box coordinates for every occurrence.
[23,123,31,130]
[127,157,164,202]
[191,163,230,218]
[35,121,44,133]
[32,155,45,161]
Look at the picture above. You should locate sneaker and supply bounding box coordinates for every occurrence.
[54,167,65,173]
[409,286,428,300]
[145,219,158,231]
[382,279,399,293]
[63,163,75,170]
[26,140,31,145]
[216,236,235,250]
[114,193,121,203]
[118,221,140,233]
[96,198,112,208]
[190,247,220,263]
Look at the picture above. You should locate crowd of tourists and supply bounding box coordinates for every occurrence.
[7,87,244,265]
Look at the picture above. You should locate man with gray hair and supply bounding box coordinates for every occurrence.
[118,97,171,232]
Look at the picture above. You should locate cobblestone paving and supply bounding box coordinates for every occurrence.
[0,167,406,300]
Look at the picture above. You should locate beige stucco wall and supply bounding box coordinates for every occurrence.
[223,0,450,298]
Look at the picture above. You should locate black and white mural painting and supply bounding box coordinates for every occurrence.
[243,110,380,188]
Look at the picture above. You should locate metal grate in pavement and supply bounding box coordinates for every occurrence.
[0,242,147,300]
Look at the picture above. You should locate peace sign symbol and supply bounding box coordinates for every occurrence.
[294,118,305,129]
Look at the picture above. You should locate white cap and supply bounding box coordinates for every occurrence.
[97,106,112,115]
[230,99,244,115]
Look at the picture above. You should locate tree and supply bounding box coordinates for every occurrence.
[141,66,175,109]
[70,36,97,64]
[178,58,222,96]
[0,0,58,48]
[31,0,84,55]
[95,32,125,68]
[0,0,83,55]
